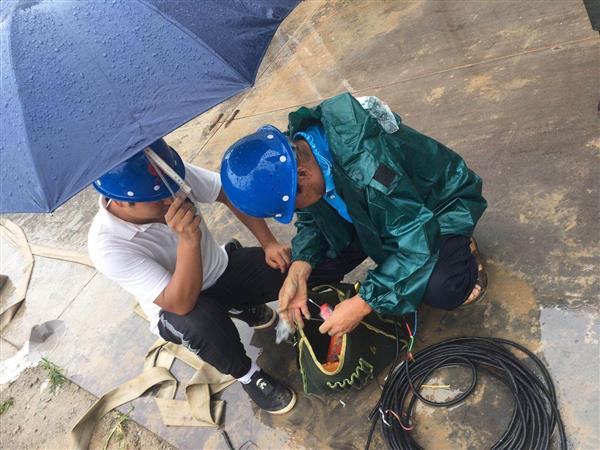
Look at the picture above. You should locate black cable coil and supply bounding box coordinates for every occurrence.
[366,335,567,450]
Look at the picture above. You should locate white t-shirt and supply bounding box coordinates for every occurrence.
[88,163,228,335]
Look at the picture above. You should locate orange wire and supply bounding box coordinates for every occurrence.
[386,409,414,431]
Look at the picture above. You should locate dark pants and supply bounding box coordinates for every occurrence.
[158,235,476,378]
[306,234,477,309]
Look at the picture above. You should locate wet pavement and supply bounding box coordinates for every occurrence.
[1,1,598,449]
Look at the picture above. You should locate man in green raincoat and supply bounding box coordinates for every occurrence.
[220,93,487,336]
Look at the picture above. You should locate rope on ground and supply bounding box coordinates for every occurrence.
[366,335,567,450]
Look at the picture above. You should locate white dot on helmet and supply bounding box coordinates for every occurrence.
[154,185,160,191]
[275,213,282,218]
[96,180,101,186]
[282,195,289,202]
[267,134,274,139]
[127,191,134,197]
[279,155,287,163]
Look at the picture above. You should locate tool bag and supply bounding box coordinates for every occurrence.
[296,283,400,395]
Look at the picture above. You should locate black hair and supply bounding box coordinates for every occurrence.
[104,196,135,207]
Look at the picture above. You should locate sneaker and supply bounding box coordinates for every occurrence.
[230,304,277,330]
[241,369,297,414]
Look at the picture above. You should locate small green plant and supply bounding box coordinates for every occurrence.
[103,407,134,450]
[40,358,67,393]
[0,397,14,415]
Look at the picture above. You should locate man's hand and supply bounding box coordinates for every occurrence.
[319,295,373,337]
[264,242,291,273]
[165,197,202,245]
[278,261,312,327]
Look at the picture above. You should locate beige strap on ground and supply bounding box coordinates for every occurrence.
[0,220,35,331]
[71,366,175,450]
[145,340,235,426]
[0,219,94,331]
[71,339,235,449]
[28,244,94,267]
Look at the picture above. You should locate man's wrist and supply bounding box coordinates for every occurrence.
[352,295,373,317]
[290,260,312,280]
[261,238,278,249]
[179,234,202,248]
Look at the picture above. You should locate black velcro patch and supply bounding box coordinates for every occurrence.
[373,164,396,187]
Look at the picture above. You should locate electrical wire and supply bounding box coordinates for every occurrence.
[412,311,418,337]
[366,333,567,450]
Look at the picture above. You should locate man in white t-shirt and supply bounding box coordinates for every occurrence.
[88,139,296,414]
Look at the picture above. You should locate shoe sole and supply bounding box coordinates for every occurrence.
[252,308,277,330]
[266,390,297,415]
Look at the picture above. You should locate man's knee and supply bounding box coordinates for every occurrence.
[160,298,230,345]
[422,240,477,310]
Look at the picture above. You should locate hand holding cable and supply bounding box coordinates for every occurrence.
[278,261,311,327]
[318,295,372,337]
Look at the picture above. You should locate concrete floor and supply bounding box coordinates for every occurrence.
[1,1,598,449]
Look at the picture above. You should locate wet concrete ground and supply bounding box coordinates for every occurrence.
[1,1,598,449]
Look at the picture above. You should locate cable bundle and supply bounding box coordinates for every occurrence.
[366,335,567,450]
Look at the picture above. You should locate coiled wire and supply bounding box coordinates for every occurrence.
[366,334,567,450]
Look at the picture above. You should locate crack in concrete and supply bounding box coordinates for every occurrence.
[56,272,99,322]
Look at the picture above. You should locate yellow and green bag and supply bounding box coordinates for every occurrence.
[296,283,400,395]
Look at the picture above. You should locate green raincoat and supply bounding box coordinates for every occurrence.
[288,93,487,315]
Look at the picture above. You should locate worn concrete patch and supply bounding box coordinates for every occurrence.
[585,137,600,153]
[425,87,446,104]
[515,188,578,232]
[464,74,534,102]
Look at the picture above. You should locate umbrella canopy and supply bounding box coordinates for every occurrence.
[0,0,299,213]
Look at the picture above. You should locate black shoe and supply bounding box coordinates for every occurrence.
[229,304,277,329]
[241,369,297,414]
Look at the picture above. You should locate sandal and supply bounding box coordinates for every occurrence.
[462,237,488,306]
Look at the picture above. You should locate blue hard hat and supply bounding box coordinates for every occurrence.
[93,139,185,202]
[220,125,297,224]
